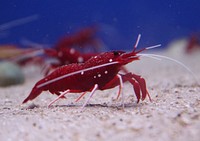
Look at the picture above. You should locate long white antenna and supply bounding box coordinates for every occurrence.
[145,44,161,50]
[134,34,141,49]
[138,53,199,84]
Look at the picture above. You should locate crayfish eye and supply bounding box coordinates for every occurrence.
[113,51,119,56]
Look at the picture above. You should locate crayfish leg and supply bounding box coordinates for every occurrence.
[48,90,70,107]
[116,74,124,100]
[129,79,141,103]
[116,74,125,109]
[101,75,124,101]
[81,84,98,110]
[127,73,148,101]
[147,91,152,102]
[75,91,87,102]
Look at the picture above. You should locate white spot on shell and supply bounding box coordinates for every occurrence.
[94,76,96,78]
[70,48,75,54]
[105,71,108,74]
[78,57,84,63]
[98,74,101,77]
[94,56,97,58]
[81,71,84,75]
[109,59,113,62]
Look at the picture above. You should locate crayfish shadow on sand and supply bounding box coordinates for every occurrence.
[47,102,145,110]
[22,102,145,110]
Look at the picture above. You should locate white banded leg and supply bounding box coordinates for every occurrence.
[81,84,98,110]
[117,74,124,109]
[48,90,70,108]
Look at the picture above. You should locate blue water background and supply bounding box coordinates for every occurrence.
[0,0,199,50]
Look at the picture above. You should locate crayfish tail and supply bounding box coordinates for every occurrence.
[22,86,42,104]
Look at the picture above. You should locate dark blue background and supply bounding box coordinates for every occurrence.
[0,0,199,50]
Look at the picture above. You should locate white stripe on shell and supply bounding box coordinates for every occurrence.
[37,61,119,88]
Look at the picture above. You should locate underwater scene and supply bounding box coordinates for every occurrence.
[0,1,200,141]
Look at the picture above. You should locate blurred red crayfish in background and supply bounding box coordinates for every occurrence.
[4,26,103,75]
[22,34,162,109]
[186,34,200,54]
[0,45,26,59]
[0,45,43,65]
[43,26,101,70]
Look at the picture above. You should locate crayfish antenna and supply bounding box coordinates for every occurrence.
[132,34,161,52]
[145,44,162,50]
[131,33,161,55]
[138,53,199,85]
[135,44,161,54]
[133,34,141,51]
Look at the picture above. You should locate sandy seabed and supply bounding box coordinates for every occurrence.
[0,49,200,141]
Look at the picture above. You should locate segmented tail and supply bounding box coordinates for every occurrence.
[22,86,42,104]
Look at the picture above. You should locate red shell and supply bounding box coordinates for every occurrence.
[39,52,122,93]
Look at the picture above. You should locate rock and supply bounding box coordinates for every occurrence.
[0,61,25,87]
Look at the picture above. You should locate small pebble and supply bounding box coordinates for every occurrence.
[0,61,25,87]
[26,103,40,109]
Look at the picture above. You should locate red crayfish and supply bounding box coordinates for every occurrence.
[186,34,200,54]
[42,26,102,75]
[43,47,98,75]
[22,34,161,108]
[6,26,101,75]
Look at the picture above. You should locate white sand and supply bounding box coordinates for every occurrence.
[0,49,200,141]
